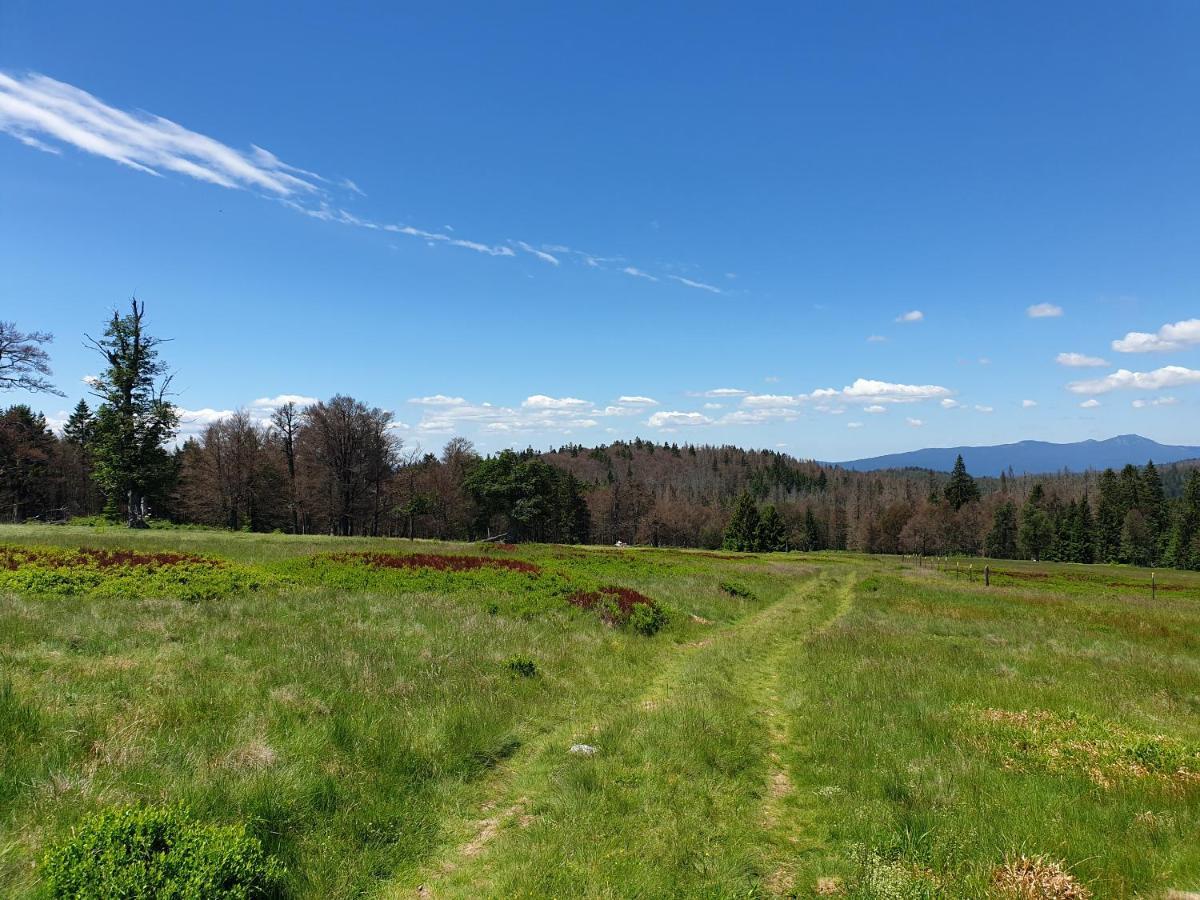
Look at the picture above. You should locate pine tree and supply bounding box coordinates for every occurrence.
[756,504,787,552]
[62,399,95,446]
[985,500,1018,558]
[723,492,761,552]
[944,454,980,510]
[1074,494,1095,563]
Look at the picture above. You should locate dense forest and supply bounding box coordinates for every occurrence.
[3,304,1199,570]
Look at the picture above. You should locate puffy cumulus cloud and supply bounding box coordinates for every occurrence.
[1112,318,1200,353]
[1022,399,1038,408]
[1056,352,1108,368]
[521,395,590,410]
[647,410,714,429]
[742,393,803,408]
[864,405,887,414]
[1027,303,1064,318]
[940,398,960,409]
[838,378,951,404]
[895,310,924,323]
[176,407,237,434]
[1079,398,1101,408]
[1068,365,1200,395]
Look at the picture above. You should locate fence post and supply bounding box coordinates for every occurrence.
[985,565,990,587]
[1152,571,1156,601]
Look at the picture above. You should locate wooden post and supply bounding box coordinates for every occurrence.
[985,565,990,587]
[1152,571,1156,601]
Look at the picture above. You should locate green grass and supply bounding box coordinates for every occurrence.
[1,526,1199,897]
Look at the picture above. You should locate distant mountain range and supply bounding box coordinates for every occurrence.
[834,434,1200,477]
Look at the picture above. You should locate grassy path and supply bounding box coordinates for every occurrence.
[402,568,855,898]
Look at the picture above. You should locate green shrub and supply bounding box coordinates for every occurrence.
[505,656,539,678]
[718,580,755,600]
[42,805,284,899]
[628,602,668,636]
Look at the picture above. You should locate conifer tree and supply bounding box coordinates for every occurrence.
[1142,460,1167,564]
[756,504,787,552]
[1095,469,1123,562]
[1165,470,1200,570]
[944,454,980,510]
[986,500,1018,558]
[723,491,761,552]
[1019,485,1053,560]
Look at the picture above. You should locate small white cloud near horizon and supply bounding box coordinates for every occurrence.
[974,404,994,413]
[1112,318,1200,353]
[250,393,318,409]
[616,395,658,406]
[522,395,590,410]
[1056,352,1108,368]
[1027,303,1064,318]
[647,410,713,428]
[1079,398,1101,408]
[409,395,466,406]
[1022,399,1038,408]
[1068,365,1200,395]
[1132,396,1179,408]
[895,310,924,323]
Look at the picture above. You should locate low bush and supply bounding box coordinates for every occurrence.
[505,656,539,678]
[42,804,284,899]
[568,586,667,635]
[718,580,755,600]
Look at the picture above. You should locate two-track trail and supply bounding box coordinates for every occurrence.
[397,565,857,899]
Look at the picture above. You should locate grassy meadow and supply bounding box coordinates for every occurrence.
[1,525,1199,898]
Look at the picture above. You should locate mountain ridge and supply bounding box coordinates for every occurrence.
[832,434,1200,476]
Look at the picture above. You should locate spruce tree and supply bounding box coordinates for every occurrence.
[985,500,1018,558]
[1019,485,1053,560]
[1165,470,1200,570]
[1074,495,1095,563]
[723,492,761,552]
[63,399,95,446]
[1142,460,1167,564]
[944,454,980,510]
[1095,469,1123,562]
[756,504,787,552]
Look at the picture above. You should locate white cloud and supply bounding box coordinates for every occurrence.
[742,393,803,408]
[0,73,324,196]
[1027,303,1064,318]
[940,398,960,409]
[847,421,863,429]
[974,404,994,413]
[409,395,466,406]
[839,378,951,404]
[864,404,887,414]
[616,395,658,406]
[906,417,924,427]
[1079,398,1101,408]
[1022,400,1038,408]
[1112,318,1200,353]
[177,407,236,431]
[521,395,590,410]
[690,387,748,398]
[763,375,781,384]
[1056,352,1109,368]
[702,402,723,410]
[515,241,560,266]
[250,393,317,410]
[895,310,923,323]
[1132,396,1179,408]
[81,374,100,386]
[667,275,721,293]
[867,335,887,343]
[647,410,713,428]
[1068,365,1200,395]
[622,266,659,282]
[0,71,728,292]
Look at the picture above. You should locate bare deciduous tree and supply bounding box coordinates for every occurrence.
[0,322,64,396]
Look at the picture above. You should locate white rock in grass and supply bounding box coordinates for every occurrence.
[568,743,599,756]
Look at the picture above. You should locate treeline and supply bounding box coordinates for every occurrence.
[1,305,1198,569]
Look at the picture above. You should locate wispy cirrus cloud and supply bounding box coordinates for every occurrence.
[0,71,725,293]
[1112,318,1200,353]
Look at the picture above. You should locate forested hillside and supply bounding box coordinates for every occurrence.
[2,307,1199,569]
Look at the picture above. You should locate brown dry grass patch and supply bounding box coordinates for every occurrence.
[992,855,1091,899]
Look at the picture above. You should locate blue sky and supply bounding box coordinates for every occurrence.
[2,1,1198,460]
